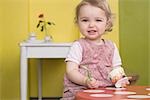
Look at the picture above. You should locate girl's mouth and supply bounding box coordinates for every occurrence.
[87,30,97,34]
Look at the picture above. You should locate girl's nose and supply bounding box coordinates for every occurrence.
[89,21,95,27]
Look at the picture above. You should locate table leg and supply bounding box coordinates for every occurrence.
[20,47,28,100]
[38,59,42,100]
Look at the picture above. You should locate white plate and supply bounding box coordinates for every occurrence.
[121,98,137,100]
[146,88,150,91]
[127,95,150,99]
[114,91,136,95]
[83,90,104,93]
[90,94,113,97]
[106,87,126,90]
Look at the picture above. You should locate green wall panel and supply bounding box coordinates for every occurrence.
[148,0,150,84]
[119,0,149,85]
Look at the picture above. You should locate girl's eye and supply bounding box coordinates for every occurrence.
[81,19,88,22]
[96,19,103,22]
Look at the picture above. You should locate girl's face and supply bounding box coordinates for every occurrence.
[77,4,108,42]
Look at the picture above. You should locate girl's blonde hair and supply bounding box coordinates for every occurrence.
[75,0,113,32]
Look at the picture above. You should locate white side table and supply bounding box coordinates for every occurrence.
[19,42,71,100]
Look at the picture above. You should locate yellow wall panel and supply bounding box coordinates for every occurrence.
[1,0,119,99]
[1,0,28,99]
[104,0,119,47]
[0,1,2,99]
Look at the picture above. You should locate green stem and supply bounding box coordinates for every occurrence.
[82,65,92,81]
[43,20,48,36]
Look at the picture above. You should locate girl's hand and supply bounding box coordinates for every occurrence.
[108,67,126,84]
[85,78,99,88]
[115,77,132,88]
[111,75,123,84]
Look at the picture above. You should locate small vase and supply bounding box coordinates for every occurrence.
[44,35,52,43]
[29,32,36,41]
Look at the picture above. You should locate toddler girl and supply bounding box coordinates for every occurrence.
[62,0,130,99]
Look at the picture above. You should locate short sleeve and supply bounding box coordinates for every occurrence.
[112,43,122,67]
[65,41,82,65]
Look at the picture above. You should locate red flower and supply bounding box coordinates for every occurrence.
[37,13,55,34]
[38,14,44,18]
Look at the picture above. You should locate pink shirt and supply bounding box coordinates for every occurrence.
[66,39,122,67]
[62,38,122,100]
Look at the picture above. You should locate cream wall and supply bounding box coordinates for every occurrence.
[1,0,119,99]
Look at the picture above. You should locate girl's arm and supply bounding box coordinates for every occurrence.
[66,61,87,86]
[66,61,99,88]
